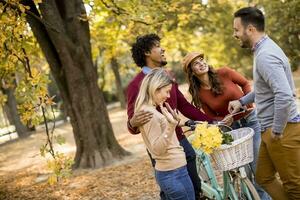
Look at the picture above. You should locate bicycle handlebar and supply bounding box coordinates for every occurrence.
[183,120,232,133]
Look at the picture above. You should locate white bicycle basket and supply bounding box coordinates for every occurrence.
[211,127,254,171]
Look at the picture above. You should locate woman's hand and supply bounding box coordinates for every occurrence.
[160,102,180,125]
[221,114,233,126]
[228,100,243,114]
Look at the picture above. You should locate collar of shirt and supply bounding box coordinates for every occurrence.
[252,35,268,52]
[142,66,152,74]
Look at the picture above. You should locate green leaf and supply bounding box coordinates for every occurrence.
[40,145,46,157]
[55,134,66,145]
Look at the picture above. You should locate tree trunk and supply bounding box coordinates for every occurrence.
[22,0,130,168]
[1,87,29,138]
[111,57,126,108]
[48,74,68,121]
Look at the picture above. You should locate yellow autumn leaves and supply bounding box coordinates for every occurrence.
[0,1,28,68]
[190,122,223,154]
[47,153,74,185]
[16,68,55,125]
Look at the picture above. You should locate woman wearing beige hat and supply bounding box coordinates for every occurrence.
[182,52,270,200]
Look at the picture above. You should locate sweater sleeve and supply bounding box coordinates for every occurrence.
[239,91,255,106]
[226,67,251,94]
[175,83,214,122]
[257,54,293,133]
[143,115,177,155]
[126,82,140,134]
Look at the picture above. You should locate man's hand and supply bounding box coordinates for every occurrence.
[271,131,283,141]
[228,100,243,114]
[130,110,153,128]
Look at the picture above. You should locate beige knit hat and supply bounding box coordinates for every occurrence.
[182,52,204,73]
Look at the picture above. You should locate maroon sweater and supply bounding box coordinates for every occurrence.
[126,71,213,141]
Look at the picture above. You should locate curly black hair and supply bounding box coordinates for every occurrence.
[131,34,161,68]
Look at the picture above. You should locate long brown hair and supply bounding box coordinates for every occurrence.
[186,64,224,109]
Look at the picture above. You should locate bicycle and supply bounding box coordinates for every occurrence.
[184,120,260,200]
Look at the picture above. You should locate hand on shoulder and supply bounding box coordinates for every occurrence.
[130,109,153,128]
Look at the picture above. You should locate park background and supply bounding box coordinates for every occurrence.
[0,0,299,199]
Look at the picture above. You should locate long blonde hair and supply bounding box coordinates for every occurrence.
[135,68,173,112]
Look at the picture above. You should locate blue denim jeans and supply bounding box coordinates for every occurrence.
[231,110,271,200]
[148,138,201,200]
[179,138,202,199]
[155,165,195,200]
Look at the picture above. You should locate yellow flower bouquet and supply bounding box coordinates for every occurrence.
[189,122,233,154]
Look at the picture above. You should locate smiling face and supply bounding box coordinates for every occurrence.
[233,17,251,48]
[146,41,167,68]
[191,57,209,76]
[153,84,172,105]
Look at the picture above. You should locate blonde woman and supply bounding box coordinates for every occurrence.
[135,68,195,200]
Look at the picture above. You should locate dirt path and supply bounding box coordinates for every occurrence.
[0,106,160,199]
[0,84,192,200]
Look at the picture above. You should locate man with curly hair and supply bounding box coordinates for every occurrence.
[126,33,214,200]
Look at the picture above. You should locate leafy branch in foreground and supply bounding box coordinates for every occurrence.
[0,0,73,184]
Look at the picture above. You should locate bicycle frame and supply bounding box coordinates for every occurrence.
[237,167,258,199]
[223,169,241,199]
[195,149,223,200]
[185,120,259,199]
[195,148,253,200]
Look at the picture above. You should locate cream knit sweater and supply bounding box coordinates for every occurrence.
[139,104,186,171]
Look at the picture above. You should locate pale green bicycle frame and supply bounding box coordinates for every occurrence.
[195,149,259,200]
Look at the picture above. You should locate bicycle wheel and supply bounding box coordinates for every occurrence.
[232,176,260,200]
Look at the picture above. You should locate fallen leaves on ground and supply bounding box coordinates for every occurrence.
[0,156,159,200]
